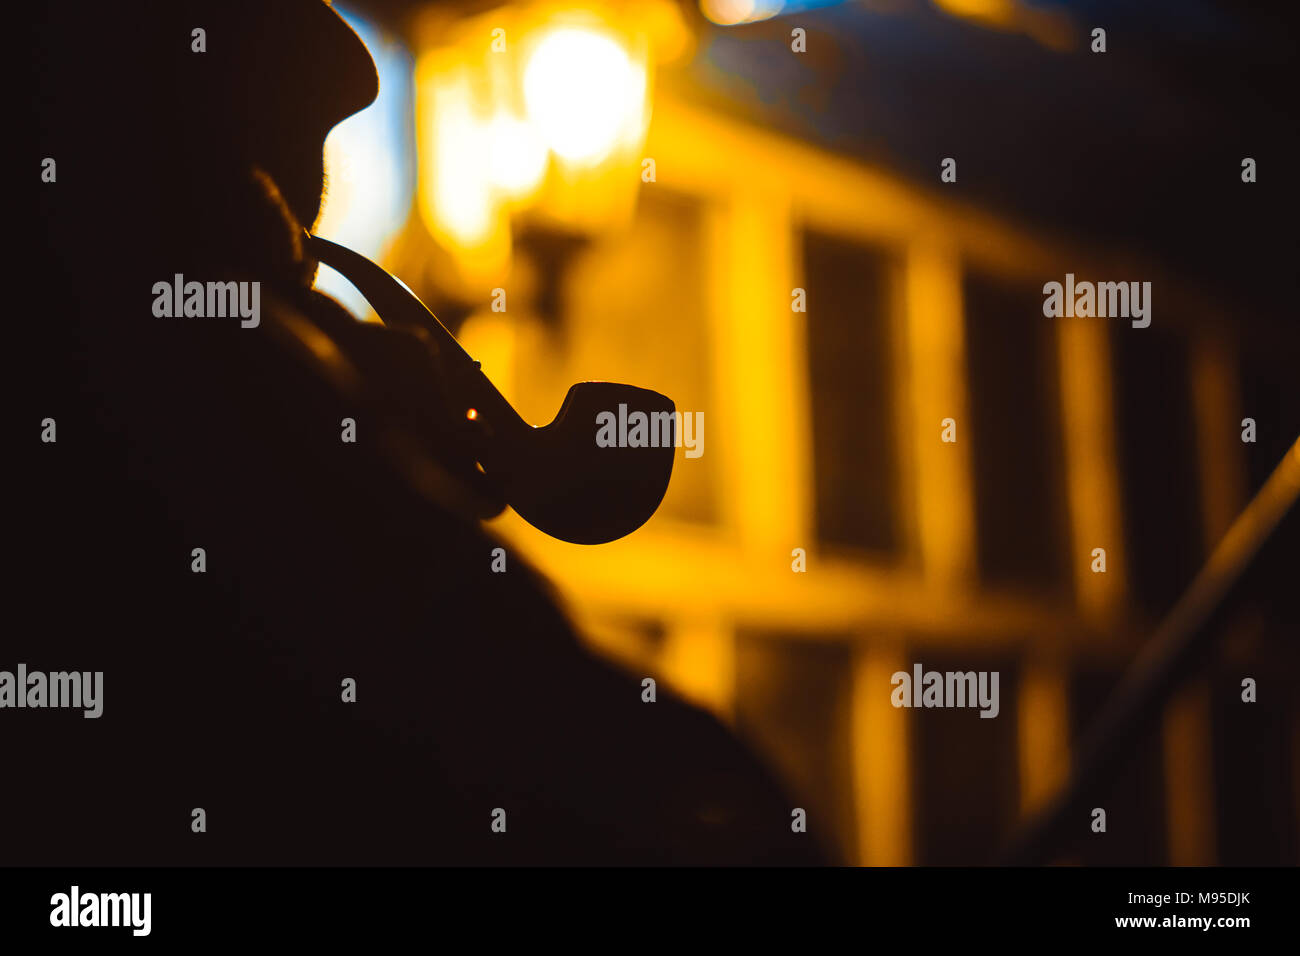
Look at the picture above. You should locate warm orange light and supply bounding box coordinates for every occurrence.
[522,26,645,166]
[487,112,548,197]
[415,50,512,287]
[932,0,1017,25]
[466,408,479,421]
[422,65,495,246]
[700,0,783,26]
[412,3,665,287]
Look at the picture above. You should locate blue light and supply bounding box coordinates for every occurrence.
[313,5,416,320]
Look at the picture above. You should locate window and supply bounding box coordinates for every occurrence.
[1110,326,1204,614]
[963,271,1070,596]
[558,188,717,524]
[1066,667,1168,864]
[912,653,1021,864]
[802,229,900,557]
[735,630,857,863]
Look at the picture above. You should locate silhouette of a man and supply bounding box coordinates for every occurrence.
[19,0,820,865]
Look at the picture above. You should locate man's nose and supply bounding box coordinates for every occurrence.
[314,1,380,129]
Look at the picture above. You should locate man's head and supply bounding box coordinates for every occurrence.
[38,1,379,257]
[191,0,380,229]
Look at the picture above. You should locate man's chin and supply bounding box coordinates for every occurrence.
[267,161,326,236]
[298,194,324,235]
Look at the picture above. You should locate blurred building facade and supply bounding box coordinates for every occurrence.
[321,0,1299,865]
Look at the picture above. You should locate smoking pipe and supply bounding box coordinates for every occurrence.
[305,233,675,544]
